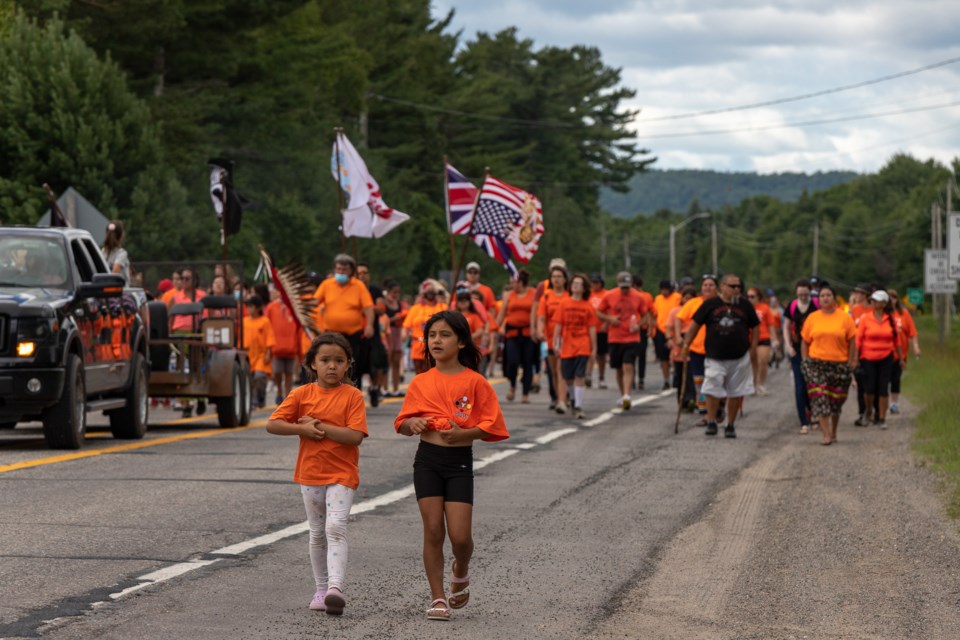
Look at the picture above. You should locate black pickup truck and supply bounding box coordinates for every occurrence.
[0,226,150,449]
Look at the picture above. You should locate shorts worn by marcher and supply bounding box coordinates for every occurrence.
[596,332,609,356]
[701,352,754,399]
[653,332,671,361]
[608,342,641,369]
[272,356,297,376]
[560,355,589,381]
[413,441,474,504]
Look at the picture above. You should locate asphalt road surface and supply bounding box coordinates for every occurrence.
[2,364,959,639]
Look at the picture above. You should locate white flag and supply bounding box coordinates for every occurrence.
[330,132,409,238]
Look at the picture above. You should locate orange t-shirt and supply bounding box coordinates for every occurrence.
[653,291,682,332]
[598,288,646,344]
[314,277,373,335]
[551,297,598,358]
[403,302,447,360]
[265,299,301,359]
[850,304,871,325]
[895,310,917,361]
[537,289,569,345]
[753,302,775,342]
[270,383,368,489]
[393,367,509,441]
[676,297,706,354]
[801,310,856,362]
[169,289,206,332]
[503,288,535,337]
[243,315,276,375]
[463,310,487,344]
[161,288,179,306]
[856,311,899,361]
[589,289,610,332]
[636,289,654,331]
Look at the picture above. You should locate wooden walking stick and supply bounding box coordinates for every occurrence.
[674,359,688,434]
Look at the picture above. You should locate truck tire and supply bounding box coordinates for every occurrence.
[109,352,149,440]
[239,363,252,427]
[42,354,86,449]
[216,362,242,428]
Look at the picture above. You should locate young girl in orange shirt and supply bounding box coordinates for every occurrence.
[394,310,510,621]
[267,333,368,616]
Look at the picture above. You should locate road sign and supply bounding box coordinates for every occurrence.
[925,249,958,294]
[948,212,960,279]
[906,288,924,306]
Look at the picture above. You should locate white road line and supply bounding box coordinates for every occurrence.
[104,389,673,601]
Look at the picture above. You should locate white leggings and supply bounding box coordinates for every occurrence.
[300,484,355,591]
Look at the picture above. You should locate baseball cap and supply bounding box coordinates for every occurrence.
[465,261,480,272]
[590,272,604,283]
[853,283,869,294]
[870,290,889,303]
[549,258,567,271]
[659,279,673,290]
[157,278,173,294]
[616,271,633,287]
[679,276,694,286]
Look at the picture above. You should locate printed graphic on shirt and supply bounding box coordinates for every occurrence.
[454,395,472,418]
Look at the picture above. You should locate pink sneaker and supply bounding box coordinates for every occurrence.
[308,590,326,611]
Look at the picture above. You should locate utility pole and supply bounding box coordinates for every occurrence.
[711,220,718,276]
[623,234,631,271]
[669,225,676,284]
[946,182,953,342]
[812,220,820,277]
[600,217,607,282]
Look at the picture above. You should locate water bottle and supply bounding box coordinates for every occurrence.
[168,351,177,372]
[629,314,639,333]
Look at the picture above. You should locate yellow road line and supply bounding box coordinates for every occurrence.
[0,378,506,475]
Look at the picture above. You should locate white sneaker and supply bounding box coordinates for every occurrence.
[555,402,568,414]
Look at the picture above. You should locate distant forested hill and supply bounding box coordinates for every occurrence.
[600,169,860,217]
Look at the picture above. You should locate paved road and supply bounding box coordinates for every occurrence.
[2,364,958,639]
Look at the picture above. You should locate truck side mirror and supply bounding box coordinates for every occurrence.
[77,273,125,298]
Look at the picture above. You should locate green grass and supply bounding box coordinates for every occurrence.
[907,315,960,518]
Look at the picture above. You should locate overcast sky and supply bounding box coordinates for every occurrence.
[431,0,960,174]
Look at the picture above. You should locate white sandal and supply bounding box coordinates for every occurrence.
[426,598,450,621]
[448,562,470,609]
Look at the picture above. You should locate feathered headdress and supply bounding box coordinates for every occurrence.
[257,246,319,339]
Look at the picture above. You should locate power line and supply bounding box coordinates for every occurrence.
[371,94,579,128]
[640,99,960,139]
[640,55,960,122]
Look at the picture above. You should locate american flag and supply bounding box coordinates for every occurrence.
[470,176,544,264]
[445,164,477,235]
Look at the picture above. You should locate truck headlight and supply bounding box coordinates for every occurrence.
[17,342,36,357]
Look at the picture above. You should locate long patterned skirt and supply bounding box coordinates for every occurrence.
[801,358,853,419]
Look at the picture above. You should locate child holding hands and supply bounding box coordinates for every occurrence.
[267,332,367,616]
[394,310,510,621]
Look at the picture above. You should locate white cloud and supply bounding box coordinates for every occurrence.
[433,0,960,172]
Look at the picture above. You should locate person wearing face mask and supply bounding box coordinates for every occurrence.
[403,281,447,374]
[781,279,820,434]
[314,254,375,388]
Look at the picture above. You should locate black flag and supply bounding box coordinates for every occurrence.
[42,183,70,227]
[208,158,253,236]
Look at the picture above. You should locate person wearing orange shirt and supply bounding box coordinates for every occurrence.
[535,264,570,411]
[632,276,656,390]
[801,283,858,445]
[314,254,374,389]
[456,291,488,354]
[463,261,496,312]
[746,287,780,396]
[496,268,537,403]
[394,311,509,622]
[675,275,719,424]
[382,279,408,397]
[551,274,598,419]
[652,279,682,391]
[403,281,448,374]
[586,274,610,390]
[243,295,276,409]
[160,269,182,307]
[666,286,697,408]
[887,289,920,415]
[267,333,368,615]
[597,271,648,411]
[855,290,901,428]
[849,283,872,423]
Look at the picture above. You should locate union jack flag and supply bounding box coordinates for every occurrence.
[470,176,544,264]
[445,163,477,235]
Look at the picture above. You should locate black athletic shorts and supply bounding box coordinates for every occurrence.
[561,355,589,381]
[758,339,772,347]
[861,355,894,398]
[608,342,641,369]
[596,332,609,356]
[413,441,474,504]
[653,332,670,361]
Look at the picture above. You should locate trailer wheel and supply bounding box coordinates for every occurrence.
[216,362,242,428]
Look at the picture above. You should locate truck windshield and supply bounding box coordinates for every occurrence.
[0,236,71,289]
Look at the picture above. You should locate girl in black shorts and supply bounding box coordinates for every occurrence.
[394,311,510,621]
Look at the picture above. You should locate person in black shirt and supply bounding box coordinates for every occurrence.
[781,279,820,433]
[356,262,387,407]
[682,274,759,438]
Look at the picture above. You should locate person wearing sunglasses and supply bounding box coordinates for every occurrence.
[681,274,759,438]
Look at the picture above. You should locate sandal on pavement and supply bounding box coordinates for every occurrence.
[507,387,516,402]
[448,561,470,609]
[427,598,450,621]
[799,425,809,435]
[694,417,708,427]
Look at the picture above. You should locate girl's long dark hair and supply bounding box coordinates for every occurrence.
[424,310,482,372]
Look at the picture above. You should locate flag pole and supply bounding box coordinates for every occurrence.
[444,155,456,291]
[42,183,69,227]
[455,166,489,284]
[334,127,346,253]
[219,169,229,269]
